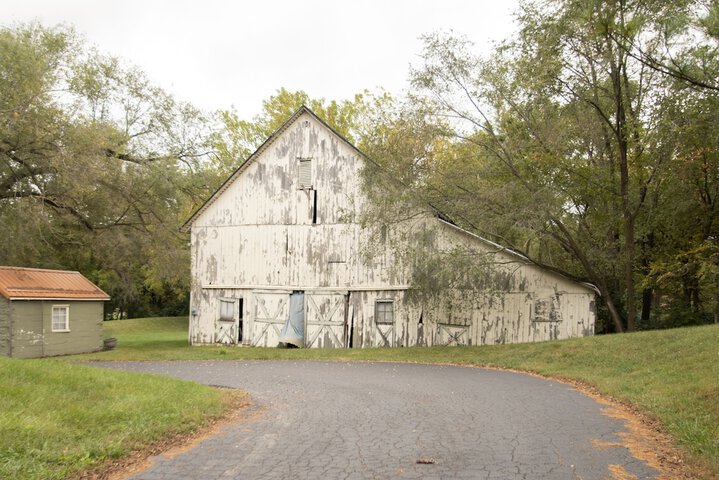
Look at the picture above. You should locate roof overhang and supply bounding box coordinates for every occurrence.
[8,297,109,301]
[437,219,600,295]
[0,266,111,301]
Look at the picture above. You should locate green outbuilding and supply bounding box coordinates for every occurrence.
[0,266,110,358]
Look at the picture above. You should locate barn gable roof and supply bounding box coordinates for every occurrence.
[183,106,597,294]
[436,219,598,294]
[0,266,110,301]
[181,105,368,232]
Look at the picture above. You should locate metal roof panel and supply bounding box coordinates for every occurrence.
[0,266,110,300]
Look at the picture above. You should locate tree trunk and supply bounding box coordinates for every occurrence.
[603,285,626,333]
[623,215,637,331]
[610,26,637,332]
[641,287,652,326]
[550,218,625,333]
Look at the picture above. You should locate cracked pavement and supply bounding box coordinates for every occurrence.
[93,361,661,479]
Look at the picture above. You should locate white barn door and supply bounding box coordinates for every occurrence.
[305,293,346,348]
[374,323,395,347]
[252,292,289,347]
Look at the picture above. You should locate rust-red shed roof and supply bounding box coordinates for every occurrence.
[0,266,110,301]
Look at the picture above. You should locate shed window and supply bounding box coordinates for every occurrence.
[51,305,69,332]
[298,158,312,189]
[375,300,394,325]
[219,299,235,322]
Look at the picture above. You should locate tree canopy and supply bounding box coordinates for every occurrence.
[0,23,379,317]
[0,24,210,316]
[3,3,717,332]
[361,0,719,332]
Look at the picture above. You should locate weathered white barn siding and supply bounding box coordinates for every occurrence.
[186,107,595,348]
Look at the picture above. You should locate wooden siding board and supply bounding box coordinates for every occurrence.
[6,300,104,358]
[0,297,10,356]
[10,301,43,358]
[41,302,103,356]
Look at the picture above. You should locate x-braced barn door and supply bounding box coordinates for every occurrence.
[437,323,470,346]
[215,321,237,345]
[374,323,395,347]
[252,293,289,347]
[305,293,346,348]
[216,298,241,345]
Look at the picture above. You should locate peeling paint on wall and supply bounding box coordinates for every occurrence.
[15,329,44,345]
[187,110,596,348]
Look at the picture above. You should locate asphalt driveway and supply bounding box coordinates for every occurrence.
[94,361,660,479]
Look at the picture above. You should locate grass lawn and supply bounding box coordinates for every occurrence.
[0,354,239,480]
[74,316,719,477]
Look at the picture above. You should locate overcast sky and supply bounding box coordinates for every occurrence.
[4,0,520,118]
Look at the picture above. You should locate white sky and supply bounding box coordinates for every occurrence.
[4,0,519,118]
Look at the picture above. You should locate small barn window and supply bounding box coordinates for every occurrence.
[219,299,235,322]
[298,158,312,189]
[51,305,69,332]
[375,300,394,325]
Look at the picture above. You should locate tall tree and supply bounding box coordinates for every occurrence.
[0,23,210,316]
[367,0,718,332]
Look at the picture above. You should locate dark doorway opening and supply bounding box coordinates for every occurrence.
[237,298,244,343]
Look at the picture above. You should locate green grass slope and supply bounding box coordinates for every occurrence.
[79,317,719,476]
[0,354,229,480]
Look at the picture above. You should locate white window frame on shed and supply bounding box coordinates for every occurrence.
[375,300,395,325]
[298,157,312,189]
[51,305,70,332]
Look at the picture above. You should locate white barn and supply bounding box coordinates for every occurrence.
[182,106,596,348]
